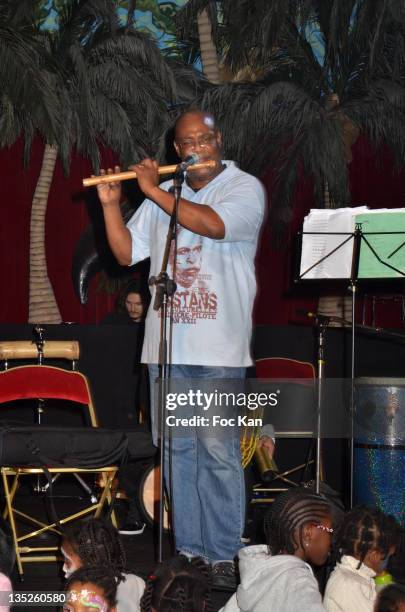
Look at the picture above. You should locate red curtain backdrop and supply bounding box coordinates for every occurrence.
[0,138,118,323]
[0,136,404,325]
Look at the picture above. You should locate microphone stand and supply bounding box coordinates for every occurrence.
[308,313,330,494]
[148,169,183,563]
[32,325,46,493]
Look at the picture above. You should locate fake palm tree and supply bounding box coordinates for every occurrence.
[0,0,62,322]
[2,0,191,322]
[176,0,405,318]
[177,0,405,222]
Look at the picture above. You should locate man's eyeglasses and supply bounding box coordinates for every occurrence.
[315,524,334,534]
[177,133,217,151]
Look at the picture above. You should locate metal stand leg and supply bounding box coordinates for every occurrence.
[349,282,357,508]
[315,322,327,493]
[2,469,24,578]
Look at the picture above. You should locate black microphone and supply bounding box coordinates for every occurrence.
[178,153,200,171]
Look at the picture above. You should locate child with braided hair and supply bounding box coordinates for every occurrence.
[387,524,405,584]
[324,506,399,612]
[140,555,213,612]
[64,565,118,612]
[220,487,332,611]
[376,584,405,612]
[61,518,144,612]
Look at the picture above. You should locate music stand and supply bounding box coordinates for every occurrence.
[297,222,405,505]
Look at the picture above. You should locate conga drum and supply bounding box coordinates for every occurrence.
[354,378,405,525]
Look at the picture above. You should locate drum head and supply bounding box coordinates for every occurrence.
[138,463,170,531]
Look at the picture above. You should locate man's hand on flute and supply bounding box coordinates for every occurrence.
[127,158,160,200]
[95,166,122,208]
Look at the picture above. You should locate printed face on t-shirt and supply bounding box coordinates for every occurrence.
[166,231,217,325]
[169,233,203,289]
[173,244,203,288]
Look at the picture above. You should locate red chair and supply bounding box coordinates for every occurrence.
[0,365,98,423]
[0,365,118,577]
[256,357,315,382]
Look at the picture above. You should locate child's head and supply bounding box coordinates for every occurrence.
[376,584,405,612]
[264,487,333,566]
[140,555,213,612]
[64,566,117,612]
[335,506,399,573]
[61,519,126,582]
[0,517,15,577]
[388,526,405,583]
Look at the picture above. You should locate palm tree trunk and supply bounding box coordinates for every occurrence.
[197,8,220,84]
[29,143,62,323]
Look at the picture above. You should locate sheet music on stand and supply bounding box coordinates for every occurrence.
[300,206,405,280]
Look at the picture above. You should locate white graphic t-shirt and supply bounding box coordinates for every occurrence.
[127,161,266,367]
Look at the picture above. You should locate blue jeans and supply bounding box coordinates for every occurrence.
[148,364,246,562]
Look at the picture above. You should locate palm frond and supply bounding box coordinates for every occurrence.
[342,79,405,165]
[88,30,177,100]
[387,0,405,22]
[0,26,61,148]
[220,0,313,72]
[174,1,317,76]
[55,0,117,53]
[167,58,209,104]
